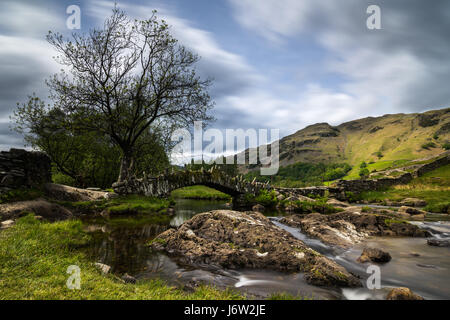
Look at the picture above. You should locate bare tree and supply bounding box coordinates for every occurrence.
[46,7,214,182]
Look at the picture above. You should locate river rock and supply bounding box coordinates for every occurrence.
[94,262,111,274]
[285,195,315,203]
[0,219,15,229]
[0,199,73,222]
[427,238,450,247]
[386,287,424,300]
[385,198,427,207]
[121,273,137,284]
[400,198,427,207]
[398,206,427,216]
[357,247,391,263]
[280,210,429,247]
[252,204,265,212]
[326,199,350,208]
[151,210,361,288]
[410,214,425,221]
[44,183,114,202]
[281,213,367,247]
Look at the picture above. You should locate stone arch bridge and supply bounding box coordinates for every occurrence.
[112,167,270,199]
[112,167,338,205]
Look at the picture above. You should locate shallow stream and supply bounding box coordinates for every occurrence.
[83,199,450,300]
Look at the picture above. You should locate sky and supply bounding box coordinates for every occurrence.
[1,0,450,159]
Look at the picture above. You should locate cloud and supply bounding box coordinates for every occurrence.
[228,0,450,117]
[0,0,69,150]
[87,0,263,98]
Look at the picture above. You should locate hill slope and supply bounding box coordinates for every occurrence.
[239,108,450,172]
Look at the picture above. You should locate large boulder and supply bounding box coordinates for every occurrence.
[44,183,115,202]
[398,206,427,216]
[151,210,361,288]
[385,198,427,207]
[386,287,424,300]
[357,247,391,263]
[0,199,73,222]
[252,204,265,212]
[281,213,367,247]
[280,210,429,247]
[326,199,350,208]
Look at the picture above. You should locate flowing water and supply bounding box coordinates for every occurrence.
[83,199,450,300]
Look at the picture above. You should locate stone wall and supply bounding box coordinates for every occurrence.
[0,148,51,193]
[274,186,343,199]
[335,173,413,193]
[416,152,450,177]
[336,152,450,193]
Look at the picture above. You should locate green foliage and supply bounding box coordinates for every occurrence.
[0,188,43,204]
[421,142,436,150]
[443,142,450,150]
[291,198,343,214]
[171,185,231,200]
[245,190,279,208]
[384,218,409,226]
[0,214,242,299]
[359,168,370,178]
[254,190,279,207]
[245,162,352,187]
[376,151,384,159]
[360,161,367,169]
[424,202,450,214]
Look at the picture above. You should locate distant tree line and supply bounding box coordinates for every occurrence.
[245,162,352,187]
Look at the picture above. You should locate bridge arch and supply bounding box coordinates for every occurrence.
[112,168,269,198]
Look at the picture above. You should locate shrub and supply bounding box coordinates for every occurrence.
[443,142,450,150]
[359,168,370,178]
[254,190,278,208]
[421,142,436,150]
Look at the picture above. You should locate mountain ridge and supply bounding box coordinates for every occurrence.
[237,107,450,173]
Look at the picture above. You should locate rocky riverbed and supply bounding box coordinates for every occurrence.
[151,210,361,287]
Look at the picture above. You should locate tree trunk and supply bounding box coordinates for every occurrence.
[118,152,135,182]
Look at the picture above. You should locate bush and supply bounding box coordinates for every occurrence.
[291,198,343,214]
[443,142,450,150]
[359,168,370,178]
[254,190,279,208]
[421,142,436,150]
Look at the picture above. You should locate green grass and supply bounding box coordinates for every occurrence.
[342,160,397,180]
[59,195,172,215]
[345,163,449,213]
[106,195,171,215]
[0,214,243,300]
[171,185,231,200]
[268,292,312,300]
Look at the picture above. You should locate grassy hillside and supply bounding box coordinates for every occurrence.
[353,164,450,213]
[239,108,450,173]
